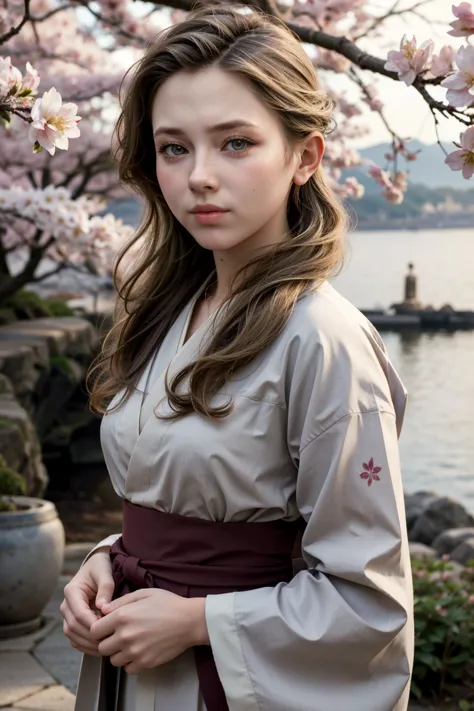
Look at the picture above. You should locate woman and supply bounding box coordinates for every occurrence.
[61,5,414,710]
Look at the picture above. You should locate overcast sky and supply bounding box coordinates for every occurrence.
[350,0,461,148]
[90,0,461,150]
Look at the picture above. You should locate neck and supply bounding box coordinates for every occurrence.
[207,211,292,304]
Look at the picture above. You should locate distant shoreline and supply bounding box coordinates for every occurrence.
[354,218,474,231]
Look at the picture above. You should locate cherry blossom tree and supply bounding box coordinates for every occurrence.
[0,0,141,302]
[1,0,474,302]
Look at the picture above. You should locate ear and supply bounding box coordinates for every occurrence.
[293,132,325,186]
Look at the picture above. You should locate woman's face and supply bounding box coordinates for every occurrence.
[151,65,320,257]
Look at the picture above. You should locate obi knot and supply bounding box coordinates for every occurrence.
[111,552,152,590]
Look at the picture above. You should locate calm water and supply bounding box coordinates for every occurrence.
[331,228,474,511]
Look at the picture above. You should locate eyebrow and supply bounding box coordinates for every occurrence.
[153,120,259,138]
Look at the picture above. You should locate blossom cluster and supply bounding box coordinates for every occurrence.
[0,185,133,274]
[383,3,474,181]
[0,57,81,155]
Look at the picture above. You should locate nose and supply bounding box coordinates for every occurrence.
[188,151,219,193]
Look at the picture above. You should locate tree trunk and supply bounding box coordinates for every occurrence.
[0,271,35,304]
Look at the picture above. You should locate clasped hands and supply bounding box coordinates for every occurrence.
[89,588,208,675]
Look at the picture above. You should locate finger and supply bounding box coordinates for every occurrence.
[64,585,100,629]
[94,574,116,610]
[71,641,102,658]
[90,611,119,641]
[61,600,100,640]
[110,649,133,668]
[63,621,101,655]
[97,635,123,657]
[124,661,143,675]
[101,590,146,614]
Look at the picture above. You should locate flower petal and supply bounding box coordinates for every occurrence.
[445,149,466,171]
[461,125,474,151]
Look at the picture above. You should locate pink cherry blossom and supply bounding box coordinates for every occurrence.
[343,176,365,199]
[384,35,434,86]
[430,46,456,78]
[29,87,81,156]
[367,164,392,187]
[0,57,23,102]
[382,186,404,204]
[441,45,474,107]
[0,184,132,274]
[448,2,474,37]
[22,62,41,94]
[445,125,474,178]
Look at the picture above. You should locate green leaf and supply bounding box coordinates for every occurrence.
[449,651,471,664]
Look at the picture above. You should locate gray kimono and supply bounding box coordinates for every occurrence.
[74,277,414,711]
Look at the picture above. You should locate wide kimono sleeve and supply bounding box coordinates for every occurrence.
[205,322,414,711]
[80,534,122,567]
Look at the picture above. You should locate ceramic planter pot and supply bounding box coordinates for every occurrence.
[0,496,65,638]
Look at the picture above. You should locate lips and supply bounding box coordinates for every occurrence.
[190,205,228,214]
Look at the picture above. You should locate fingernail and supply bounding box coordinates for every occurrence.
[96,598,106,606]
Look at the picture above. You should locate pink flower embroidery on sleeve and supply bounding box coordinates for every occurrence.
[360,457,382,486]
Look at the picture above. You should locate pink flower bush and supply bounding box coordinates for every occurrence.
[445,125,474,178]
[441,45,474,107]
[385,35,434,86]
[448,2,474,37]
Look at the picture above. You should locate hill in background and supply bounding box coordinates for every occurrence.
[355,139,464,191]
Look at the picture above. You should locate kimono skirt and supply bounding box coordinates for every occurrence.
[95,498,305,711]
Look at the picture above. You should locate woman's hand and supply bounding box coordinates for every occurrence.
[60,550,115,657]
[89,588,206,674]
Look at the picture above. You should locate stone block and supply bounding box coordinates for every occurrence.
[0,617,57,653]
[0,651,55,707]
[405,490,439,530]
[409,542,436,560]
[409,496,474,545]
[42,575,72,619]
[432,527,474,556]
[12,683,75,710]
[450,537,474,565]
[34,622,82,692]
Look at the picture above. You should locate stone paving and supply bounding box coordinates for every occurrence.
[0,544,89,711]
[0,543,435,711]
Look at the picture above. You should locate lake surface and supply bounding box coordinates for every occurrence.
[331,228,474,511]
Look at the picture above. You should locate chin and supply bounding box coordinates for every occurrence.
[190,231,246,252]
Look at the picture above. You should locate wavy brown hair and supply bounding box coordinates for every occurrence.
[87,3,350,420]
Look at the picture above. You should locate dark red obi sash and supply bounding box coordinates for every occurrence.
[104,499,305,711]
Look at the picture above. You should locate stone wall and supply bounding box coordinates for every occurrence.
[0,318,99,496]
